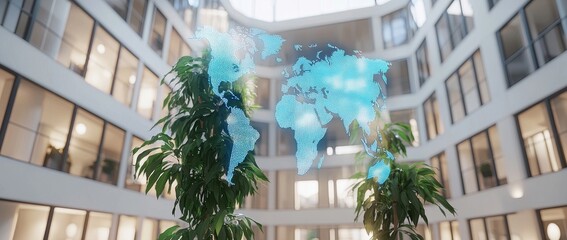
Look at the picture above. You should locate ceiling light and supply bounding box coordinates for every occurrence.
[75,123,87,135]
[97,44,106,54]
[129,74,136,84]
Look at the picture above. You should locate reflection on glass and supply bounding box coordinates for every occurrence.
[84,212,112,240]
[137,68,159,119]
[141,218,158,240]
[112,47,139,106]
[551,92,567,165]
[117,215,137,240]
[67,109,104,178]
[85,27,119,93]
[518,103,562,176]
[12,204,50,240]
[1,80,73,168]
[53,4,95,75]
[295,180,318,210]
[251,121,269,156]
[149,8,166,55]
[97,124,125,184]
[47,208,86,240]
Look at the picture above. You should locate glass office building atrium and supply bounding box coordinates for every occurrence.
[0,0,566,239]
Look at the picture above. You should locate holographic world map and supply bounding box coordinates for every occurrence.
[196,27,392,185]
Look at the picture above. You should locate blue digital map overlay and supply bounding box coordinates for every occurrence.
[196,27,392,185]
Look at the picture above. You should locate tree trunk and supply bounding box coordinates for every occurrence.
[393,201,399,240]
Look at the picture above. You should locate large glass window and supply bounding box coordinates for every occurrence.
[137,67,159,120]
[416,40,431,86]
[254,77,270,109]
[66,109,104,179]
[435,0,474,62]
[11,204,50,240]
[167,29,191,66]
[1,0,35,38]
[117,215,138,240]
[430,152,451,198]
[85,26,120,94]
[423,93,444,140]
[386,59,411,96]
[84,212,112,240]
[141,218,159,240]
[389,109,420,146]
[498,0,567,86]
[457,126,507,194]
[1,80,74,167]
[539,206,567,240]
[0,69,15,125]
[518,91,567,177]
[382,0,427,48]
[97,123,125,184]
[445,50,490,123]
[149,8,166,56]
[105,0,148,35]
[251,121,269,156]
[47,208,87,240]
[439,221,460,240]
[112,47,139,106]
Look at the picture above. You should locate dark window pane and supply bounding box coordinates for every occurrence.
[105,0,128,18]
[505,48,536,86]
[389,109,420,146]
[149,8,166,56]
[525,0,560,38]
[251,121,269,156]
[446,73,465,122]
[499,15,528,59]
[383,8,409,48]
[0,69,15,124]
[416,40,431,85]
[97,124,125,184]
[387,59,411,96]
[130,0,148,35]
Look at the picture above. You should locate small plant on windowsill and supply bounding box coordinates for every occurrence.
[133,51,267,240]
[352,122,456,240]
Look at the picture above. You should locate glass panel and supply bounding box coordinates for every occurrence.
[488,126,507,184]
[551,91,567,166]
[472,132,497,190]
[440,153,451,198]
[160,85,172,121]
[499,15,528,59]
[336,179,357,208]
[251,121,269,156]
[117,215,137,240]
[0,69,15,124]
[167,29,191,66]
[337,228,371,240]
[459,59,481,114]
[533,24,566,66]
[67,109,104,179]
[387,59,411,96]
[458,140,478,193]
[389,109,419,146]
[245,179,268,209]
[473,51,490,104]
[446,73,464,122]
[505,48,536,86]
[137,67,159,119]
[96,124,124,184]
[539,207,567,240]
[54,4,94,75]
[129,0,148,35]
[125,137,145,192]
[141,218,158,240]
[85,27,120,93]
[432,94,444,134]
[277,170,296,209]
[295,180,318,210]
[439,222,453,240]
[518,103,562,176]
[424,96,437,140]
[1,81,73,167]
[255,77,270,109]
[451,221,461,240]
[159,220,177,232]
[383,8,409,48]
[105,0,128,18]
[47,208,87,240]
[486,216,508,240]
[84,212,112,240]
[149,8,166,55]
[416,40,430,85]
[12,204,50,240]
[469,219,486,240]
[436,14,452,61]
[295,228,319,240]
[112,47,138,106]
[525,0,560,38]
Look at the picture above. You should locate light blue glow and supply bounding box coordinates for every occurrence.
[226,108,260,183]
[367,161,391,185]
[195,27,284,184]
[275,45,390,176]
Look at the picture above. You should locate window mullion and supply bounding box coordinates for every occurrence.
[469,139,481,192]
[110,46,123,95]
[62,106,78,171]
[93,122,108,181]
[42,207,55,240]
[485,128,499,186]
[0,74,21,149]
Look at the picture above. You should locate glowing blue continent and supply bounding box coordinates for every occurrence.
[367,161,391,185]
[226,108,260,184]
[275,47,390,175]
[275,95,327,174]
